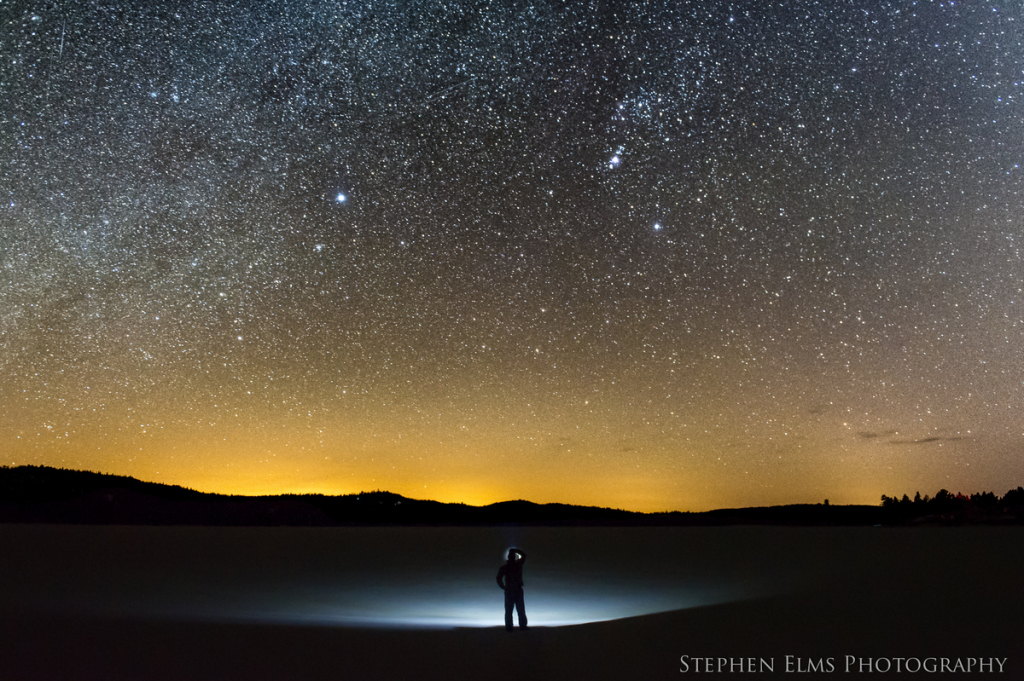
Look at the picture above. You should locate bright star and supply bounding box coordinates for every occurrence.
[653,223,662,231]
[336,193,347,203]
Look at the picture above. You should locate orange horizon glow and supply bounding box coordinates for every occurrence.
[4,410,1013,513]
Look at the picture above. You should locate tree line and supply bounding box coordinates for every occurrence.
[880,487,1024,523]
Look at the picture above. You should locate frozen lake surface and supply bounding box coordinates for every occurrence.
[0,524,1016,629]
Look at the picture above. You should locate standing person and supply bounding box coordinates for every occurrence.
[496,548,527,631]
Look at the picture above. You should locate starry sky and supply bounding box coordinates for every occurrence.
[2,0,1022,511]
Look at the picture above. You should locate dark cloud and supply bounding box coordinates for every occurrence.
[889,436,964,446]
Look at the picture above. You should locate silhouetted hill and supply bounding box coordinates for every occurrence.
[0,465,208,503]
[0,466,1021,526]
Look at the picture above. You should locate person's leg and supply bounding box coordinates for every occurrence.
[504,589,514,631]
[515,588,527,628]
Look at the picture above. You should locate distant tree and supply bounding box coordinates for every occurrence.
[971,491,998,507]
[913,491,922,504]
[930,489,969,514]
[1003,487,1024,505]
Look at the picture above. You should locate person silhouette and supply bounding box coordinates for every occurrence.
[496,548,527,631]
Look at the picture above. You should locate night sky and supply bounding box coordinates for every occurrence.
[2,0,1022,511]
